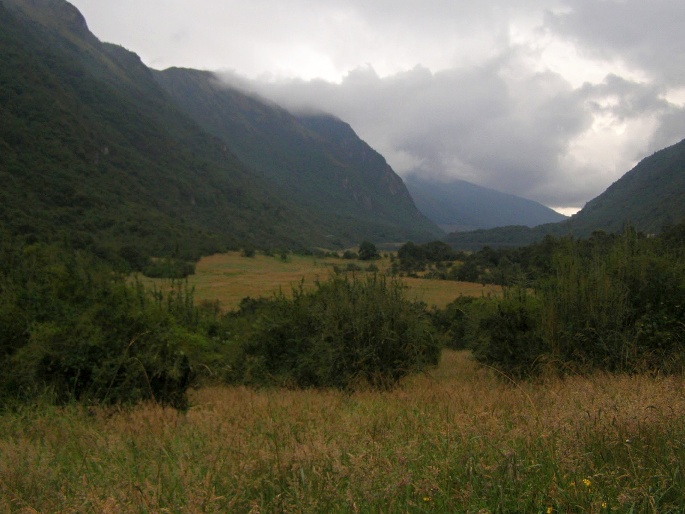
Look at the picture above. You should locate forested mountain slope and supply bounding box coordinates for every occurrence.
[0,0,333,265]
[0,0,442,272]
[568,137,685,235]
[153,68,443,245]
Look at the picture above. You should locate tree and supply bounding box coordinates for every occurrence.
[358,241,379,261]
[229,274,440,389]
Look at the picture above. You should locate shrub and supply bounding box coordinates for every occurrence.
[229,274,440,389]
[470,288,547,378]
[143,257,195,278]
[358,241,380,261]
[433,296,485,350]
[468,228,685,377]
[10,316,193,409]
[0,239,196,409]
[241,245,256,258]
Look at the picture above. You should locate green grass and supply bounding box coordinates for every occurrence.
[139,251,501,310]
[2,350,684,512]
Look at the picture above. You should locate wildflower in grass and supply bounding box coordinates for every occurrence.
[601,502,607,509]
[423,496,432,502]
[546,506,553,513]
[582,478,591,488]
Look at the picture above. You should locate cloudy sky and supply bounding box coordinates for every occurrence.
[69,0,685,215]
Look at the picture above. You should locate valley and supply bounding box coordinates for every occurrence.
[2,1,685,511]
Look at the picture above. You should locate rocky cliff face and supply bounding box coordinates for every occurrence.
[294,113,419,210]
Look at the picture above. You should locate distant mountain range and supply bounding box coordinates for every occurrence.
[404,174,567,232]
[2,0,684,261]
[446,137,685,248]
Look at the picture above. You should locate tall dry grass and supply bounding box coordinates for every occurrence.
[2,350,684,512]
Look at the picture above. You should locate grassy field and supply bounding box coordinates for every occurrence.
[4,253,682,512]
[140,252,501,310]
[2,350,684,512]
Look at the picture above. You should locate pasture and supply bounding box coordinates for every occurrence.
[142,251,501,310]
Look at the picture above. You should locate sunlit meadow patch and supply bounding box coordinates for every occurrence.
[140,251,501,310]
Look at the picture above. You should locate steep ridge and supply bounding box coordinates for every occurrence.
[0,0,439,265]
[0,0,399,266]
[568,137,685,235]
[153,68,443,244]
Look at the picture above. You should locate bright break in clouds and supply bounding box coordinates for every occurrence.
[69,0,685,215]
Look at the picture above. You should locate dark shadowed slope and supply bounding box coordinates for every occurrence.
[153,68,443,245]
[567,138,685,235]
[405,174,566,232]
[0,0,352,263]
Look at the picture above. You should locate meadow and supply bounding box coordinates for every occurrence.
[141,251,501,310]
[3,247,684,512]
[2,350,684,512]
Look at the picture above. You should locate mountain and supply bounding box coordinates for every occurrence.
[152,68,442,244]
[404,174,567,232]
[0,0,331,263]
[566,138,685,235]
[445,137,685,249]
[0,0,440,268]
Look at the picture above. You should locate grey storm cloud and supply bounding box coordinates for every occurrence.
[70,0,685,213]
[546,0,685,86]
[227,52,597,208]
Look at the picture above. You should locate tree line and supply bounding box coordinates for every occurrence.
[2,222,683,410]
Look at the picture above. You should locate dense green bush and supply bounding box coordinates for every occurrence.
[358,241,380,261]
[0,237,199,408]
[142,257,196,279]
[469,288,547,378]
[398,241,461,272]
[432,296,489,350]
[464,227,685,377]
[228,274,440,389]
